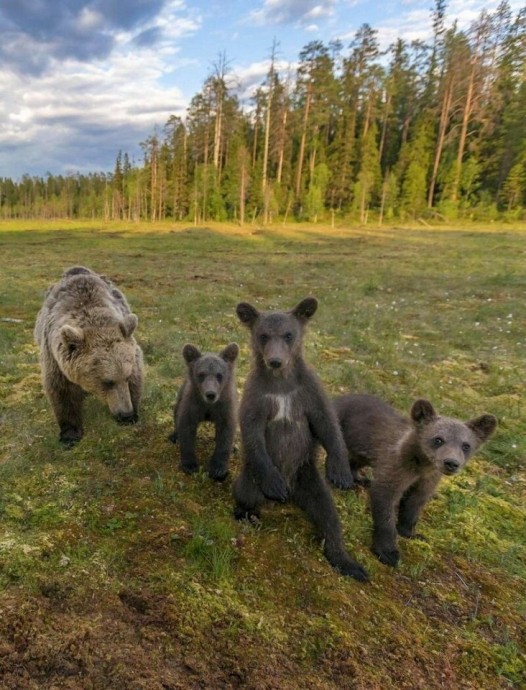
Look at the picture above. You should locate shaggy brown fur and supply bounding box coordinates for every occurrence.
[233,298,368,582]
[35,266,144,445]
[333,393,497,566]
[169,343,239,481]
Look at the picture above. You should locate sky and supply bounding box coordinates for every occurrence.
[0,0,522,180]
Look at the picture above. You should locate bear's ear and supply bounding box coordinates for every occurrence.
[120,313,138,338]
[292,297,318,321]
[411,399,437,425]
[466,414,497,442]
[236,302,259,327]
[60,325,84,353]
[182,344,201,365]
[220,342,239,363]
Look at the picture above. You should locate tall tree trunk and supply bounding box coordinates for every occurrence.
[252,106,260,168]
[262,42,278,217]
[262,81,272,223]
[295,87,312,198]
[239,153,246,226]
[276,107,288,184]
[213,99,222,170]
[428,76,454,206]
[379,91,392,164]
[309,133,318,178]
[362,96,373,140]
[451,61,476,202]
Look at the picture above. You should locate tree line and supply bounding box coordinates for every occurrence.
[1,1,525,224]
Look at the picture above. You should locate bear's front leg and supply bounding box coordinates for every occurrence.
[325,450,355,490]
[208,416,234,482]
[307,389,354,490]
[233,467,264,521]
[127,352,143,423]
[46,376,85,447]
[397,474,440,539]
[176,417,200,474]
[252,461,288,502]
[291,460,369,582]
[370,482,401,567]
[240,435,287,502]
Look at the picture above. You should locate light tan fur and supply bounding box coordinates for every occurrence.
[35,266,144,445]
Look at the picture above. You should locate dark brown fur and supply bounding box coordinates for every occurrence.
[334,393,497,566]
[34,266,143,446]
[169,343,239,481]
[233,298,368,582]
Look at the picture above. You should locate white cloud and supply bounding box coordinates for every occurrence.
[0,0,200,177]
[247,0,335,27]
[374,8,431,49]
[306,5,329,20]
[76,8,104,32]
[231,59,294,102]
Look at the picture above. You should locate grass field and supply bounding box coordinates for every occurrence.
[0,219,524,689]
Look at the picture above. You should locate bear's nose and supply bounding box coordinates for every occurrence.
[444,459,460,473]
[205,391,217,402]
[268,358,282,369]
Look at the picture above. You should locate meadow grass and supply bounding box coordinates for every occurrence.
[0,219,524,689]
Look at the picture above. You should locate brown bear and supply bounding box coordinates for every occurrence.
[34,266,144,445]
[169,342,239,481]
[333,393,497,566]
[233,298,368,582]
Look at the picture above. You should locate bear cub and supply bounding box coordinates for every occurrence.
[34,266,144,446]
[234,298,368,582]
[333,393,497,567]
[169,343,239,481]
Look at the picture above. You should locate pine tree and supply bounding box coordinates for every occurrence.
[293,41,336,206]
[305,163,329,222]
[353,122,381,223]
[501,155,526,209]
[482,8,526,196]
[331,25,380,211]
[398,116,434,218]
[164,116,189,220]
[112,151,124,219]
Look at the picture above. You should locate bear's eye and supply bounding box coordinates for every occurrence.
[283,332,293,343]
[102,380,116,390]
[462,442,471,453]
[259,334,269,344]
[197,373,206,383]
[431,436,444,447]
[216,373,223,383]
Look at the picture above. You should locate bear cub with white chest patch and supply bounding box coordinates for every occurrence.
[333,393,497,567]
[234,298,368,582]
[170,343,239,481]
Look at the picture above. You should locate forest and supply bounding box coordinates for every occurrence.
[1,0,525,224]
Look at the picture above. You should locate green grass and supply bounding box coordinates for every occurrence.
[0,219,524,689]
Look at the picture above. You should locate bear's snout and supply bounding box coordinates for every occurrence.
[199,374,222,404]
[443,458,460,474]
[106,384,134,421]
[260,335,291,372]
